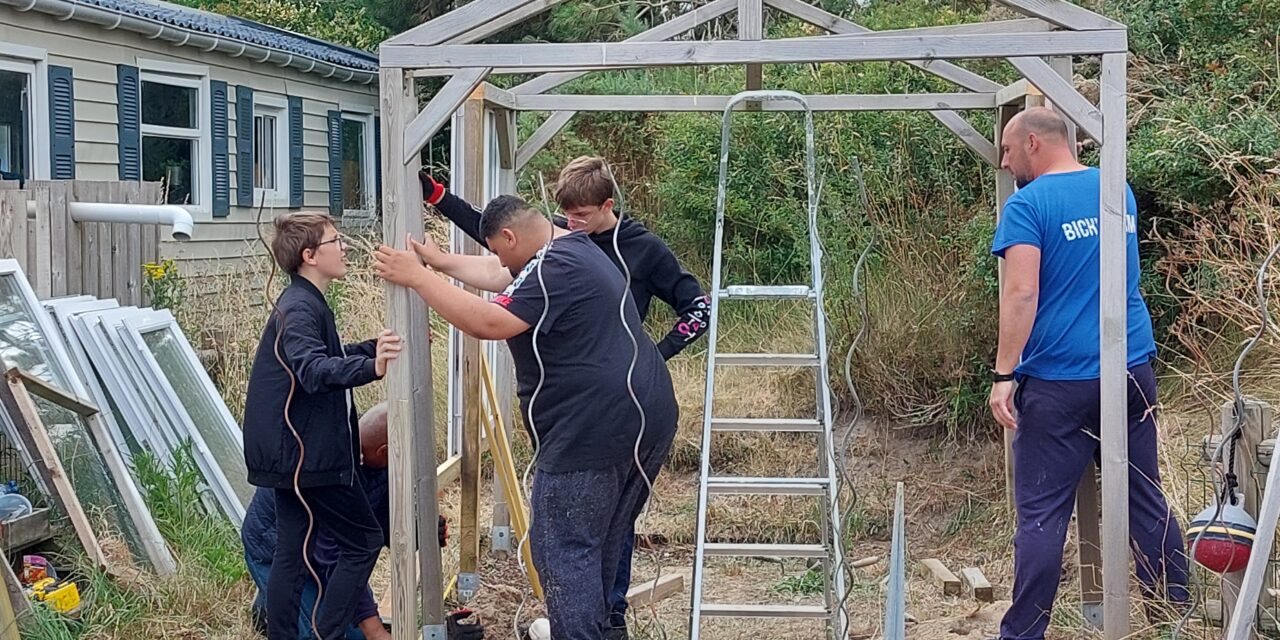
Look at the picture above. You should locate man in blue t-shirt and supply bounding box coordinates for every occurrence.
[374,195,678,640]
[988,108,1187,639]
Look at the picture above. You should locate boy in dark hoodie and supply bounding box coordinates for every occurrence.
[419,156,708,638]
[242,212,402,640]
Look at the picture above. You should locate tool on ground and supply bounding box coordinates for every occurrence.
[446,608,485,640]
[19,555,79,614]
[689,89,848,640]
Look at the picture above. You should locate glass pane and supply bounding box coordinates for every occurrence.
[141,328,253,506]
[254,114,276,190]
[0,275,148,568]
[33,395,147,565]
[141,81,196,129]
[0,69,30,181]
[142,137,195,205]
[342,119,365,210]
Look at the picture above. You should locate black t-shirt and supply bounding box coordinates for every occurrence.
[494,232,678,473]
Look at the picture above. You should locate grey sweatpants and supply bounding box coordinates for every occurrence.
[530,440,670,640]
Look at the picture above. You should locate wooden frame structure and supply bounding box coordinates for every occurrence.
[378,1,1133,638]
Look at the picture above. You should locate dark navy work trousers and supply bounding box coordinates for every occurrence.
[1000,362,1188,640]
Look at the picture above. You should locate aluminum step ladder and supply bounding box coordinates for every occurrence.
[690,90,848,640]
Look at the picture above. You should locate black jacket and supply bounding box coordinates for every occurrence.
[242,276,379,489]
[433,191,710,359]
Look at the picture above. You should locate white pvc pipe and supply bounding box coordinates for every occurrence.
[68,202,194,241]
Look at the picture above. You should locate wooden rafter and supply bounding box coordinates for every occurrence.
[993,0,1123,31]
[511,93,996,112]
[379,31,1128,69]
[402,69,489,164]
[385,0,568,47]
[1008,56,1102,143]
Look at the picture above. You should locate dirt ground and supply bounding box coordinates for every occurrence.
[361,408,1218,640]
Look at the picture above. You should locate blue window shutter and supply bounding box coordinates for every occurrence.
[48,65,75,180]
[373,116,382,208]
[210,80,230,217]
[327,110,342,216]
[288,96,303,208]
[236,86,254,207]
[116,65,140,181]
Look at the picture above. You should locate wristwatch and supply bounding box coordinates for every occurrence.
[991,369,1015,383]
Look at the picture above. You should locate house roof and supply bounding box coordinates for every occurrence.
[80,0,378,70]
[6,0,379,82]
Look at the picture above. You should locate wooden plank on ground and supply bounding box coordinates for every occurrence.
[626,574,684,608]
[0,375,111,575]
[0,546,28,621]
[921,559,961,596]
[961,567,993,602]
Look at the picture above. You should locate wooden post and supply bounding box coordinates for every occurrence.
[380,68,446,639]
[489,107,512,554]
[457,93,486,601]
[1221,398,1273,635]
[739,0,763,94]
[994,103,1018,512]
[1098,51,1131,640]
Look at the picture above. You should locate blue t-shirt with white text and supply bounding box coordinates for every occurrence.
[990,167,1155,380]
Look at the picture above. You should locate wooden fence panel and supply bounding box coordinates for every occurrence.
[0,191,28,269]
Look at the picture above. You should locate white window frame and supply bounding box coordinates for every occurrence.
[138,61,211,216]
[0,43,50,181]
[252,93,290,208]
[340,111,376,218]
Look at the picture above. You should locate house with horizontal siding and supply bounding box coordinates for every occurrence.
[0,0,382,272]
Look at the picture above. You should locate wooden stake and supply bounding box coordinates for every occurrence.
[920,559,961,596]
[627,574,684,608]
[960,567,993,603]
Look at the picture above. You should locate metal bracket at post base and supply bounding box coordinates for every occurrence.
[491,525,512,553]
[422,623,447,640]
[457,572,479,603]
[1082,602,1103,630]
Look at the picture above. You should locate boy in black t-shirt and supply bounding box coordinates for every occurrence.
[375,196,678,640]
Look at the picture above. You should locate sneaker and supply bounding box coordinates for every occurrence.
[603,623,629,640]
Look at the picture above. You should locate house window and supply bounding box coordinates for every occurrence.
[253,96,288,205]
[0,57,40,182]
[341,113,374,216]
[141,74,203,206]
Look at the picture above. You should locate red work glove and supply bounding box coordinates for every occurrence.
[420,170,446,206]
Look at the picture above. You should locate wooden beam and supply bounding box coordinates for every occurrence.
[512,93,996,112]
[1097,51,1130,640]
[920,559,962,596]
[479,83,519,111]
[446,0,565,45]
[516,111,575,172]
[763,0,1004,93]
[739,0,763,92]
[494,109,516,171]
[385,0,566,46]
[457,97,486,603]
[0,375,111,575]
[994,103,1018,513]
[930,110,998,167]
[626,574,685,608]
[403,69,489,165]
[380,67,446,637]
[767,0,1054,36]
[510,0,738,95]
[1008,56,1102,144]
[379,31,1130,69]
[1076,464,1104,629]
[993,0,1124,31]
[960,567,993,602]
[996,78,1044,105]
[5,368,97,417]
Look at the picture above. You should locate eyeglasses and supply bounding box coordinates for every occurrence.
[316,235,346,250]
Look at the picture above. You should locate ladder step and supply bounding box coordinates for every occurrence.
[715,353,819,367]
[720,285,813,300]
[700,603,829,618]
[710,418,822,433]
[704,543,827,558]
[707,477,829,496]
